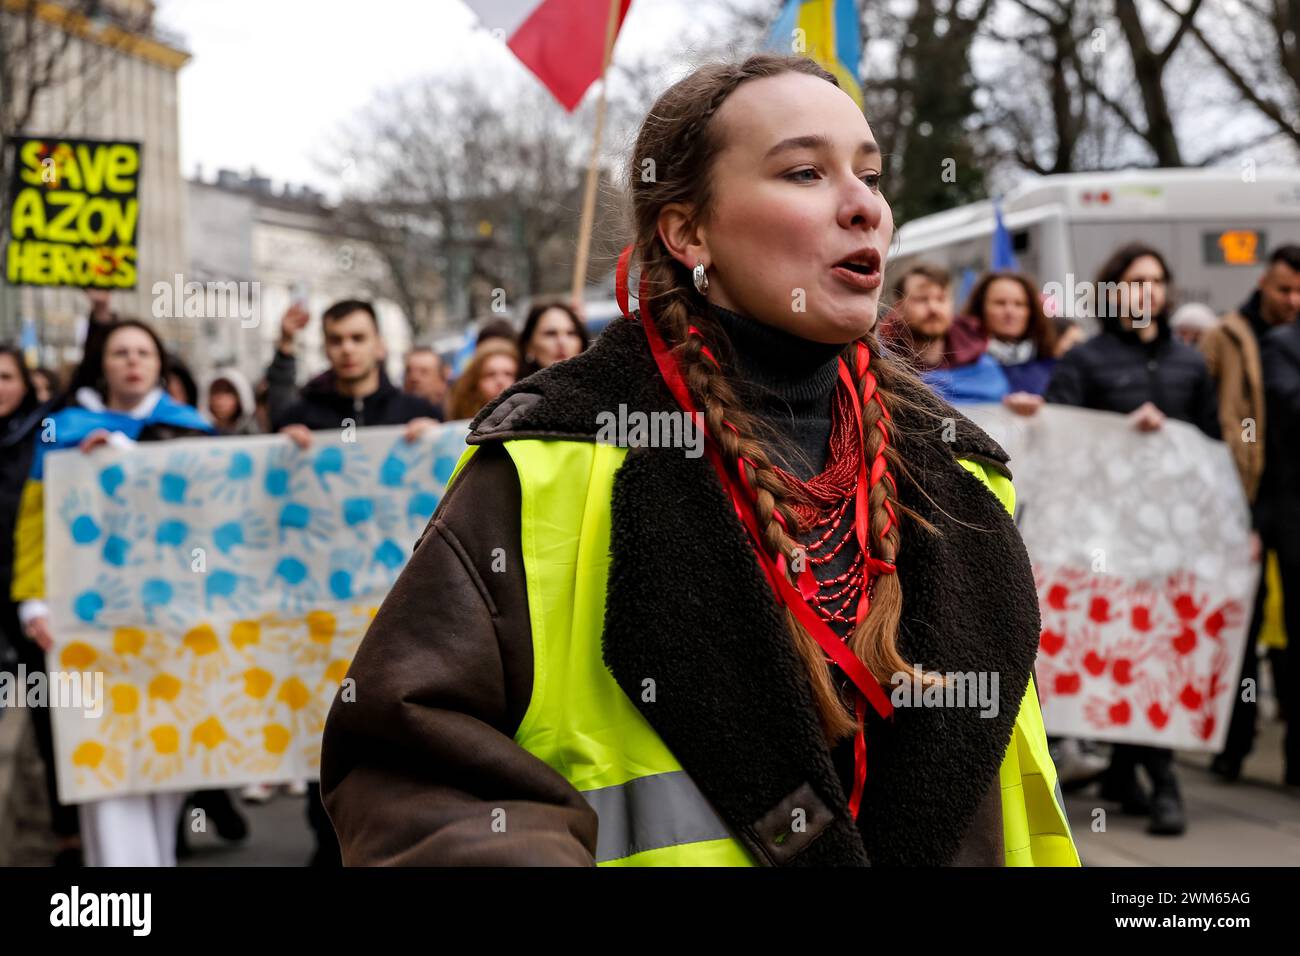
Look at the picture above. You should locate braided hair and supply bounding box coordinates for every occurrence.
[627,54,938,739]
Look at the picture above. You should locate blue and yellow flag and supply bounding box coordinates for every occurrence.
[766,0,863,108]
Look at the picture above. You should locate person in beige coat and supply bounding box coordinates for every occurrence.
[1201,244,1300,779]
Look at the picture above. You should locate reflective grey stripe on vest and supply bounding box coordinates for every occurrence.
[580,770,734,862]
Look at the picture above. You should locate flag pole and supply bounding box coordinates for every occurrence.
[570,0,621,308]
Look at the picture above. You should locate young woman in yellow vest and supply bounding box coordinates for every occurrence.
[321,54,1079,867]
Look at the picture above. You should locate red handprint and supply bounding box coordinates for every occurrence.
[1088,594,1118,624]
[1084,695,1133,729]
[1137,679,1172,731]
[1170,624,1197,656]
[1167,571,1206,621]
[1202,600,1244,641]
[1195,711,1216,741]
[1075,627,1109,678]
[1037,656,1083,697]
[1046,582,1073,612]
[1128,581,1163,633]
[1205,645,1232,701]
[1107,635,1155,687]
[1039,627,1066,657]
[1056,672,1082,695]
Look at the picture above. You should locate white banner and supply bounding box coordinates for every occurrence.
[43,423,469,802]
[960,404,1258,752]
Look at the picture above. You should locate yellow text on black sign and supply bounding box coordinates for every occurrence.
[6,138,141,289]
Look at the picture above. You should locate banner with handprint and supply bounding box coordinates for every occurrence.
[42,423,469,802]
[961,404,1258,752]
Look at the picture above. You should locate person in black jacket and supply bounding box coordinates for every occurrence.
[273,299,441,450]
[1260,320,1300,787]
[270,298,439,863]
[1045,242,1221,837]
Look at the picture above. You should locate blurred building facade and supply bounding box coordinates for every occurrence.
[0,0,190,368]
[186,169,427,388]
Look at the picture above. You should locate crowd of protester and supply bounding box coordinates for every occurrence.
[1,237,1297,864]
[880,241,1300,837]
[0,291,591,866]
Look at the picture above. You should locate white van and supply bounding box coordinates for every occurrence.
[892,168,1300,319]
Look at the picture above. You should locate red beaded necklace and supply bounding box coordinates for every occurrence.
[771,383,871,630]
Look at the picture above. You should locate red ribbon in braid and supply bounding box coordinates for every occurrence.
[616,245,896,820]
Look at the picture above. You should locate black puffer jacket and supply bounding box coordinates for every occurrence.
[273,367,440,431]
[1259,321,1300,534]
[1044,314,1220,438]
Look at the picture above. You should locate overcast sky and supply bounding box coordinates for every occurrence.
[156,0,734,192]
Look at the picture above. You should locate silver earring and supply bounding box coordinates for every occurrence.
[692,262,709,294]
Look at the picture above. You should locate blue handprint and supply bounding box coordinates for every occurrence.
[71,573,131,628]
[311,444,369,493]
[277,501,337,546]
[140,576,199,628]
[101,511,149,567]
[264,446,311,499]
[432,452,459,486]
[154,451,217,507]
[372,537,406,571]
[154,518,192,561]
[341,495,399,538]
[365,537,409,591]
[208,448,256,506]
[59,488,101,546]
[376,438,428,489]
[98,463,127,501]
[211,515,272,556]
[270,556,320,614]
[204,567,261,614]
[327,549,367,600]
[406,490,440,529]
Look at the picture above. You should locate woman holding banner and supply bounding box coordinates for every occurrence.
[1045,242,1221,836]
[11,318,214,867]
[322,54,1079,867]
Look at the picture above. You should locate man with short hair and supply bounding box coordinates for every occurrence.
[402,346,448,412]
[269,298,440,865]
[884,264,1009,403]
[1203,245,1300,781]
[273,299,440,448]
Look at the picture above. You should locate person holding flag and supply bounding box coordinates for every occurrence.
[321,52,1077,867]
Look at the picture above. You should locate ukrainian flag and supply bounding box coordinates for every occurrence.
[766,0,863,109]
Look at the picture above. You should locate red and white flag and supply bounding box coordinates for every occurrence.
[464,0,632,111]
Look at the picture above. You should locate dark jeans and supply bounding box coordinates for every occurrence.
[1108,744,1177,788]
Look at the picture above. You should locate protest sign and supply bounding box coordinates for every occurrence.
[43,423,468,802]
[6,136,141,289]
[961,403,1258,752]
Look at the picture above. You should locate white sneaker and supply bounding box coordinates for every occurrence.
[240,783,274,803]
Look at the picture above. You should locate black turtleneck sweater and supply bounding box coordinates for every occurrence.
[709,304,863,640]
[709,304,843,481]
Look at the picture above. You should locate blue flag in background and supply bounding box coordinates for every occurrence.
[766,0,863,108]
[991,198,1019,271]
